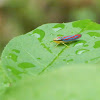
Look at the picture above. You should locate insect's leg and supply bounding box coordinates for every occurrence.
[55,43,60,47]
[62,43,69,48]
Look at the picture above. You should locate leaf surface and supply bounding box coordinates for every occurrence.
[0,61,9,96]
[1,65,100,100]
[1,19,100,80]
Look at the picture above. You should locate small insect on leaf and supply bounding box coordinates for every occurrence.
[53,34,82,47]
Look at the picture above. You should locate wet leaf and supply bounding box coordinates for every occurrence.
[1,65,100,100]
[1,19,100,81]
[0,61,10,96]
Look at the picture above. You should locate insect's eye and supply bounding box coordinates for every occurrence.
[57,37,60,39]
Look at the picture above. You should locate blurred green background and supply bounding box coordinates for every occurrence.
[0,0,99,55]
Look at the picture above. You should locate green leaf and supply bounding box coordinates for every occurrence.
[0,61,10,96]
[1,65,100,100]
[1,19,100,81]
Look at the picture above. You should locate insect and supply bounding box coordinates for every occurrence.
[53,34,82,47]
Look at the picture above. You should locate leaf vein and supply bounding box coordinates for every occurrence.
[39,21,93,74]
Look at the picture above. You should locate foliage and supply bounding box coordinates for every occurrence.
[1,65,100,100]
[0,19,100,99]
[1,19,100,82]
[0,61,9,96]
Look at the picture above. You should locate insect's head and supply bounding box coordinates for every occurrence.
[53,37,62,41]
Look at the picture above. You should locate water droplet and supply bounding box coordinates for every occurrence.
[93,36,97,39]
[74,43,83,47]
[74,40,88,47]
[57,34,63,36]
[53,27,62,32]
[7,66,22,79]
[37,58,41,60]
[67,59,73,62]
[85,61,88,63]
[85,56,100,64]
[12,49,20,53]
[8,53,18,62]
[53,24,65,32]
[90,56,100,61]
[50,41,53,43]
[29,29,45,42]
[76,49,89,55]
[18,62,35,69]
[50,33,53,35]
[87,32,100,37]
[93,41,100,48]
[63,59,66,61]
[33,33,40,38]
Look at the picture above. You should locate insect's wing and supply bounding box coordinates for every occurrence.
[61,35,74,42]
[61,34,82,42]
